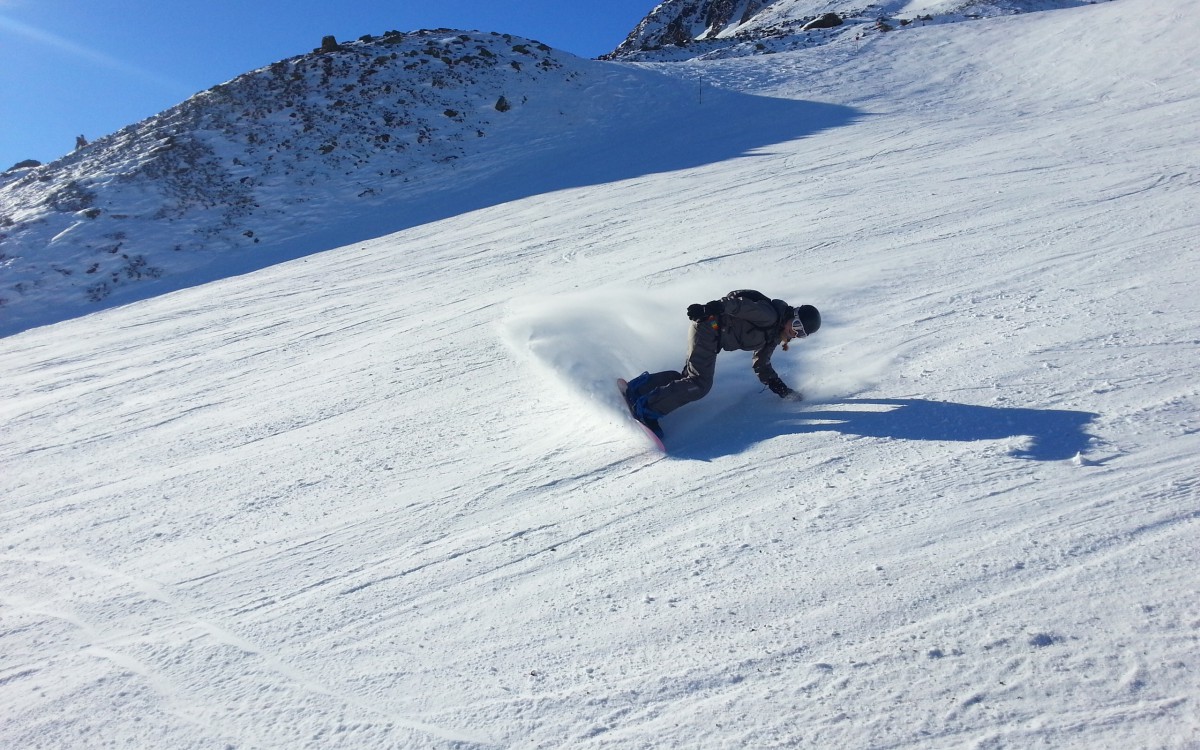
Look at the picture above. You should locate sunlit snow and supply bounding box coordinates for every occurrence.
[2,0,1197,747]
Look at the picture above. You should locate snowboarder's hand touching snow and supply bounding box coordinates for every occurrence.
[767,377,801,401]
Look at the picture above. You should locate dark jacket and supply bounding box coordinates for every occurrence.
[716,296,791,385]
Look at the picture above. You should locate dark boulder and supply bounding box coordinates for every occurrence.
[803,13,843,30]
[6,159,41,172]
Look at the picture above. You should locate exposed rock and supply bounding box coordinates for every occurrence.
[609,0,774,56]
[803,13,844,31]
[6,159,41,172]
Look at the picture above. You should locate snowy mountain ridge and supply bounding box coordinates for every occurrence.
[608,0,1102,60]
[0,30,668,336]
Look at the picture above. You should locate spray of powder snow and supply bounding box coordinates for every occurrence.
[500,286,684,427]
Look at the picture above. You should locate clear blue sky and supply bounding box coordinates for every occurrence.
[0,0,654,170]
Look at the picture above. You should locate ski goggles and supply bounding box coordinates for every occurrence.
[790,312,809,339]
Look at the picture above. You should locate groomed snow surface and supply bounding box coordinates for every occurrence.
[3,0,1198,747]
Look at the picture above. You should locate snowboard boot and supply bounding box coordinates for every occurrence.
[624,371,652,405]
[631,395,665,440]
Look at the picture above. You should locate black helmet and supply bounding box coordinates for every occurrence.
[790,304,821,337]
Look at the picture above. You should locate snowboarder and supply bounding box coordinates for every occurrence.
[622,290,821,439]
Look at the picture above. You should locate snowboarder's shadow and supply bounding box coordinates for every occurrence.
[670,398,1099,462]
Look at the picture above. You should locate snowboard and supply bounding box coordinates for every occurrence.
[617,378,666,452]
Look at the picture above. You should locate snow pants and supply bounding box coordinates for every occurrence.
[628,319,720,417]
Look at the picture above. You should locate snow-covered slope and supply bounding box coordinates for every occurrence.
[3,0,1198,747]
[608,0,1098,60]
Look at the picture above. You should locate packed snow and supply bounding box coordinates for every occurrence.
[2,0,1198,747]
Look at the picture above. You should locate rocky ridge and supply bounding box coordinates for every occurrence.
[0,30,593,328]
[605,0,1103,60]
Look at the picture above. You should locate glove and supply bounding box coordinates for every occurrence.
[767,377,801,400]
[703,300,725,317]
[687,303,705,321]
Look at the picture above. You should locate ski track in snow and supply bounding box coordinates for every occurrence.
[3,0,1200,747]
